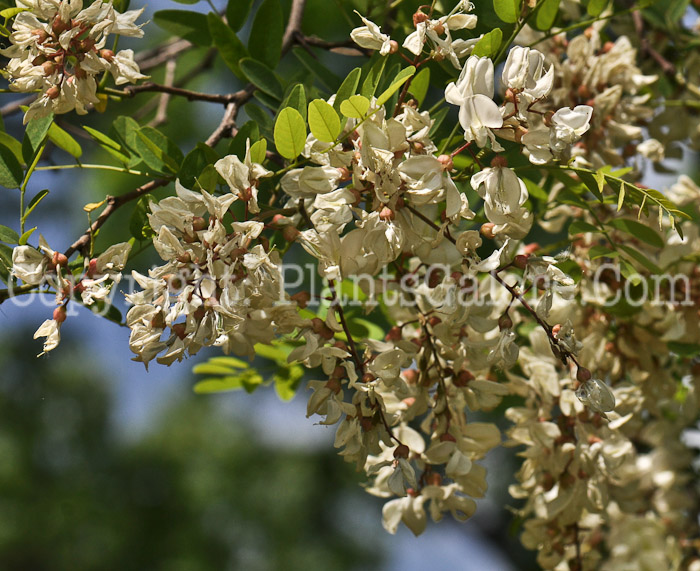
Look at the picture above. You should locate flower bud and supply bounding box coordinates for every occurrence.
[480,223,495,239]
[393,444,410,459]
[99,49,115,62]
[388,40,399,54]
[576,367,592,382]
[402,369,419,384]
[337,167,351,181]
[432,22,445,35]
[53,305,67,323]
[46,86,60,100]
[513,254,529,269]
[52,251,68,267]
[413,10,429,26]
[385,325,402,341]
[311,317,334,340]
[172,323,187,340]
[326,377,342,394]
[290,290,311,309]
[51,17,69,35]
[439,432,456,442]
[192,216,207,231]
[281,226,300,242]
[379,206,395,221]
[490,156,508,168]
[454,370,474,387]
[42,61,56,76]
[362,372,376,383]
[552,323,562,336]
[437,154,453,171]
[498,314,513,330]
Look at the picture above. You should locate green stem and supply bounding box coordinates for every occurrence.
[35,163,150,177]
[527,7,636,48]
[20,142,46,234]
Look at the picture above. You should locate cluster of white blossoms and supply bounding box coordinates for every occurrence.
[125,147,311,367]
[12,235,130,354]
[7,1,700,568]
[1,0,146,122]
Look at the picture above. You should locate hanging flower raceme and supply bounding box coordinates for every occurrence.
[2,0,146,122]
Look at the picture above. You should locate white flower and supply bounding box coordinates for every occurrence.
[549,105,593,153]
[33,318,61,356]
[12,244,47,285]
[350,13,393,55]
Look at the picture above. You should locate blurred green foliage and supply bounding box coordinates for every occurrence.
[0,332,382,571]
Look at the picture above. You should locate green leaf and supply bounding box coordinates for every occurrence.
[291,47,343,92]
[178,143,220,187]
[333,68,362,114]
[308,99,341,143]
[493,0,520,23]
[227,0,253,31]
[274,365,304,401]
[606,218,664,248]
[170,0,199,4]
[240,58,284,100]
[587,0,608,17]
[274,107,306,160]
[153,10,211,46]
[248,0,283,69]
[589,245,618,259]
[522,178,548,201]
[48,123,82,158]
[408,67,430,106]
[229,121,260,157]
[282,84,307,121]
[249,139,267,164]
[24,188,49,219]
[618,244,662,274]
[0,142,23,189]
[0,132,24,165]
[18,226,35,245]
[193,356,248,374]
[84,125,122,150]
[134,127,183,174]
[360,56,387,98]
[111,115,142,153]
[0,244,13,284]
[619,258,642,285]
[375,66,415,108]
[129,197,152,240]
[208,12,247,79]
[667,342,700,358]
[535,0,559,30]
[0,224,19,244]
[22,112,53,165]
[569,219,599,234]
[340,94,370,119]
[472,28,503,58]
[617,181,626,211]
[194,368,265,394]
[194,164,224,192]
[245,104,274,140]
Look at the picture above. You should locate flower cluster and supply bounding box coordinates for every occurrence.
[2,0,145,122]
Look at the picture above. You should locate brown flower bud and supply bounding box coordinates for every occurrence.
[498,314,513,330]
[388,40,399,54]
[413,10,429,26]
[454,370,475,387]
[362,372,376,383]
[52,251,68,267]
[490,156,508,168]
[290,291,311,309]
[53,305,67,323]
[513,254,529,269]
[439,432,456,442]
[326,377,342,394]
[402,369,419,384]
[385,325,402,341]
[99,49,115,62]
[281,225,300,242]
[311,317,335,340]
[576,367,592,382]
[551,323,562,336]
[42,61,56,76]
[432,22,445,36]
[480,223,495,239]
[46,86,60,100]
[192,216,207,231]
[393,444,410,459]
